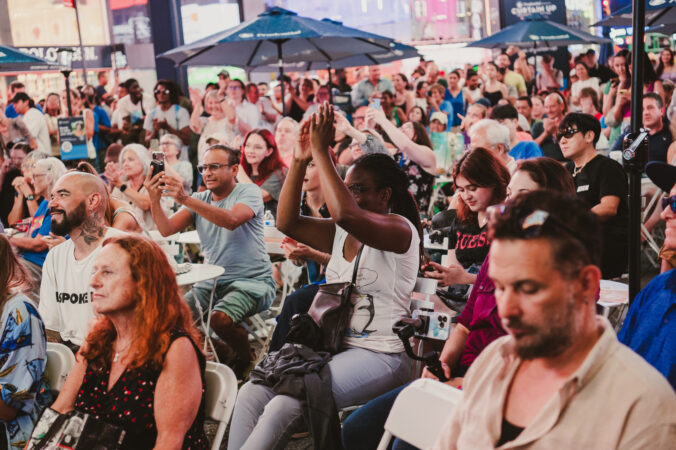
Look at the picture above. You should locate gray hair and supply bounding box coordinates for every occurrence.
[470,119,511,152]
[160,133,183,151]
[119,143,151,177]
[35,157,67,191]
[21,150,48,172]
[275,116,299,135]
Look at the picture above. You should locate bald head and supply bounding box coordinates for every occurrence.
[53,172,108,215]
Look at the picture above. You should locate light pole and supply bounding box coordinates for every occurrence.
[57,48,74,117]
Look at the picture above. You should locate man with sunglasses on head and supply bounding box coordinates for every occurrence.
[145,144,274,378]
[433,190,676,449]
[558,112,628,279]
[144,80,191,156]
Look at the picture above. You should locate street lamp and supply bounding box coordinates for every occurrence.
[57,48,74,117]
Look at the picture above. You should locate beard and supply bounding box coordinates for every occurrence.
[51,201,87,236]
[505,296,577,360]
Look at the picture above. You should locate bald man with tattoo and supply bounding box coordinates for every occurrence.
[39,172,126,351]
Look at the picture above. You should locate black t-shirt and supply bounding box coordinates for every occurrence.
[648,127,672,163]
[0,167,21,227]
[531,121,565,161]
[567,154,628,277]
[446,215,490,269]
[588,63,616,85]
[288,94,314,123]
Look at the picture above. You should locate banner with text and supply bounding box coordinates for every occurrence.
[58,118,89,161]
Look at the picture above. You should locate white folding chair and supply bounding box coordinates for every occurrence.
[204,361,238,450]
[410,277,439,378]
[45,342,76,392]
[376,378,463,450]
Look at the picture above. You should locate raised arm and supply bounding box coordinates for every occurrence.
[367,108,437,174]
[276,120,336,254]
[310,104,412,254]
[145,172,193,236]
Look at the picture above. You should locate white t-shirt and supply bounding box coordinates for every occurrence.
[24,108,50,155]
[325,218,420,353]
[143,104,191,159]
[113,93,155,128]
[235,101,261,133]
[39,227,126,345]
[111,185,171,231]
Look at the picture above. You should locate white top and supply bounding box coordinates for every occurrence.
[113,93,155,128]
[325,218,420,353]
[39,227,126,345]
[235,101,261,133]
[143,104,191,159]
[111,185,172,231]
[24,108,50,155]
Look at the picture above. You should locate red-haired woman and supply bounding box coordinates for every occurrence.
[50,235,208,449]
[237,128,288,216]
[426,147,510,287]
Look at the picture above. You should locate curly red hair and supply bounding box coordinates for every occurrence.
[81,235,202,371]
[240,128,286,184]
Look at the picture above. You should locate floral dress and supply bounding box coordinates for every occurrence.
[0,293,52,449]
[394,153,435,216]
[73,330,208,450]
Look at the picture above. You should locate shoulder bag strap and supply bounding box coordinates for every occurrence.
[350,244,365,285]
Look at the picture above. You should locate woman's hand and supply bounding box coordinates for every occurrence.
[144,171,164,204]
[188,87,202,107]
[310,103,335,153]
[364,107,387,126]
[294,120,313,163]
[334,112,352,135]
[12,176,33,198]
[425,261,470,287]
[160,174,188,204]
[41,233,66,249]
[105,162,122,188]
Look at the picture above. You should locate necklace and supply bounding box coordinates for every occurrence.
[113,340,131,363]
[572,154,595,178]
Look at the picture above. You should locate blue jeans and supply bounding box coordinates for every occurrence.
[341,382,418,450]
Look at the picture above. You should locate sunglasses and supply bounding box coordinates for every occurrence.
[488,205,583,244]
[197,163,232,174]
[154,88,170,95]
[662,195,676,213]
[556,127,581,141]
[346,183,380,195]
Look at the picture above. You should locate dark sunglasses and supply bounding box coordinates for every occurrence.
[662,195,676,213]
[154,88,170,95]
[556,127,581,142]
[197,163,232,174]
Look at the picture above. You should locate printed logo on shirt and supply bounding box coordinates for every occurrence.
[347,294,376,338]
[55,291,92,304]
[577,185,590,192]
[455,230,490,250]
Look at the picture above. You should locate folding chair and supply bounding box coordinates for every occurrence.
[410,277,439,378]
[376,378,462,450]
[45,342,76,392]
[204,361,238,450]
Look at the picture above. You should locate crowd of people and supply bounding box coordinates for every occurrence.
[0,44,675,449]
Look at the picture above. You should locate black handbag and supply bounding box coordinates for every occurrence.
[307,245,364,354]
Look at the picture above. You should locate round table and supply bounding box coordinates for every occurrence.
[598,279,629,323]
[178,230,201,245]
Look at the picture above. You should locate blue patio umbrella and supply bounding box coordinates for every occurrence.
[469,18,612,49]
[593,0,676,28]
[250,41,420,72]
[159,7,394,114]
[0,45,57,72]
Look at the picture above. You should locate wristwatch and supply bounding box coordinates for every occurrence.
[119,184,128,193]
[26,194,35,201]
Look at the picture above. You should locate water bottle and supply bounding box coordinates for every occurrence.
[264,210,275,228]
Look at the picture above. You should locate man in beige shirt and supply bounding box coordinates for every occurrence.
[433,190,676,449]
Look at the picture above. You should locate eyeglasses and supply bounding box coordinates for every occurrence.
[197,163,233,174]
[227,85,242,90]
[346,183,380,195]
[154,88,170,95]
[662,195,676,213]
[556,127,581,141]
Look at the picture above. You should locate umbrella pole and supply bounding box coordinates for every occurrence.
[275,40,286,117]
[328,63,333,105]
[625,0,647,303]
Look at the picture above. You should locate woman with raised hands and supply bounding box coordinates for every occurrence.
[228,103,423,450]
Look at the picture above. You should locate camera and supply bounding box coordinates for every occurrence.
[410,301,451,341]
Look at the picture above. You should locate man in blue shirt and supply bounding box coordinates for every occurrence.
[490,104,543,160]
[5,81,42,118]
[617,160,676,390]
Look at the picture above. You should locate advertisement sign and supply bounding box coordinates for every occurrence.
[18,46,115,69]
[500,0,567,27]
[58,118,89,161]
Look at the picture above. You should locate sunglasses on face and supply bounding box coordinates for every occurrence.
[197,163,232,174]
[662,195,676,213]
[154,88,170,95]
[556,127,582,141]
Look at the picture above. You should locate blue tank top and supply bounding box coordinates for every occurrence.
[446,89,464,127]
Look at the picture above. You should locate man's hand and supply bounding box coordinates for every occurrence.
[144,171,165,204]
[543,117,558,136]
[294,120,313,163]
[310,103,335,153]
[152,119,162,132]
[425,261,469,287]
[41,233,66,250]
[159,174,188,204]
[422,362,451,381]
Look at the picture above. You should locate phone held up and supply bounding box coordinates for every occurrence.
[370,98,381,109]
[151,151,165,178]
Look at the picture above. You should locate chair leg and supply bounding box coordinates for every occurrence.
[211,420,227,450]
[376,431,394,450]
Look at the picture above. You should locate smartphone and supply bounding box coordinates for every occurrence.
[370,98,381,109]
[151,151,165,178]
[618,89,628,96]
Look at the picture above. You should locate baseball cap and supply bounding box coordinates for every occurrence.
[646,161,676,193]
[475,97,492,108]
[430,112,448,125]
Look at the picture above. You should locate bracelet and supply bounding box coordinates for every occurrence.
[26,194,35,201]
[119,184,128,193]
